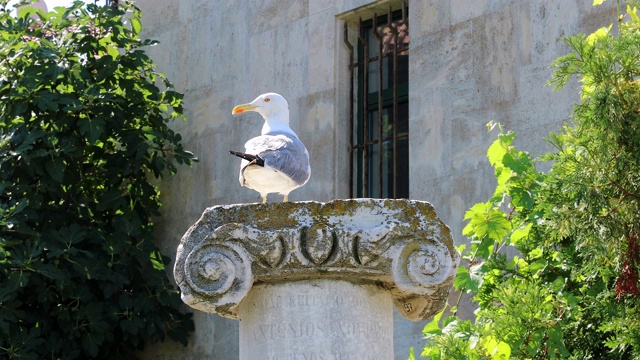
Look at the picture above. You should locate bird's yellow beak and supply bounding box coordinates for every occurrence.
[232,103,259,115]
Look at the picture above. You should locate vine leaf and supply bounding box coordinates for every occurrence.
[463,203,512,242]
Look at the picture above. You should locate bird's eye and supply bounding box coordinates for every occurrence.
[264,98,270,103]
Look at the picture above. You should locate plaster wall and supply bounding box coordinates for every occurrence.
[135,0,615,359]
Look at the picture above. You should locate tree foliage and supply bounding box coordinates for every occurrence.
[416,1,640,359]
[0,1,196,358]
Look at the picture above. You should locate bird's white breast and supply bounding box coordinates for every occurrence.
[241,164,301,195]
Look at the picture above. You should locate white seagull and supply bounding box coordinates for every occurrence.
[229,93,311,203]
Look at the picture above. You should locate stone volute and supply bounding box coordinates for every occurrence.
[174,199,458,359]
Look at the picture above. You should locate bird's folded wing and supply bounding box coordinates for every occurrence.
[244,134,310,186]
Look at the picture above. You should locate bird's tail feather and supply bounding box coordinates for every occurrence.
[229,150,265,167]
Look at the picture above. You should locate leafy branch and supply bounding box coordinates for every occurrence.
[415,2,640,359]
[0,1,196,358]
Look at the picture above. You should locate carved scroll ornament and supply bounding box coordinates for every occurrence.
[174,199,458,321]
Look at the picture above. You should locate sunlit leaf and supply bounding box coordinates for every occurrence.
[150,250,169,272]
[130,17,142,35]
[454,266,480,292]
[586,26,610,45]
[628,5,639,22]
[106,45,119,60]
[487,139,507,167]
[510,223,532,247]
[422,309,445,335]
[464,203,512,242]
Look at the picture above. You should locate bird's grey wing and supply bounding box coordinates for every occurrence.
[245,135,310,186]
[244,135,291,153]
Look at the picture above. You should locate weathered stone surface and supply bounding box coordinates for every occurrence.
[239,280,393,360]
[174,199,458,321]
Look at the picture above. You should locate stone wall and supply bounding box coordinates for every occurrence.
[135,0,615,359]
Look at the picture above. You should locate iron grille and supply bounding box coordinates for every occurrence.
[344,3,409,199]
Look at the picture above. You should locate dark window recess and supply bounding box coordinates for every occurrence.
[344,4,409,199]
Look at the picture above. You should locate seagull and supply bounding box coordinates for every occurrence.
[229,93,310,203]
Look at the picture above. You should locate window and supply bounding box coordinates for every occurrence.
[344,4,409,199]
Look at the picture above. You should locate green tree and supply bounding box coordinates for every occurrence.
[0,1,196,358]
[417,1,640,359]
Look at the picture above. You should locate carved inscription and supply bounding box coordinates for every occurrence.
[249,293,389,342]
[254,322,325,340]
[250,294,365,309]
[265,352,384,360]
[253,321,389,341]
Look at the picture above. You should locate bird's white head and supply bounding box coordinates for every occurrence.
[232,93,291,135]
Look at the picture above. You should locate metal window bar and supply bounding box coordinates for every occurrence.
[357,18,370,197]
[344,2,409,199]
[372,15,383,198]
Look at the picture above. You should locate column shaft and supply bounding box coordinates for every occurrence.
[239,279,393,360]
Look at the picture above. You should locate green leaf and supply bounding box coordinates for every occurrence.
[456,244,466,257]
[106,45,119,60]
[502,151,531,175]
[495,167,512,189]
[469,263,487,289]
[82,302,104,317]
[421,346,441,360]
[489,338,511,359]
[78,117,105,145]
[464,203,512,241]
[408,347,416,360]
[97,189,125,212]
[510,223,532,247]
[547,326,569,357]
[593,0,607,5]
[497,131,516,145]
[454,266,479,292]
[82,335,100,358]
[586,26,610,45]
[528,247,543,259]
[474,236,495,259]
[628,5,640,22]
[423,309,445,335]
[34,263,65,280]
[113,214,142,237]
[528,258,546,275]
[150,250,165,271]
[130,16,142,35]
[54,224,86,245]
[45,158,66,182]
[487,139,506,167]
[168,327,189,346]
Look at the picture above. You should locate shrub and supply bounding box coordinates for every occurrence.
[0,1,196,358]
[417,1,640,359]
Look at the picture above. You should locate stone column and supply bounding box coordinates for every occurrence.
[239,279,393,359]
[174,199,458,360]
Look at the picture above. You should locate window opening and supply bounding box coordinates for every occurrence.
[344,3,409,199]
